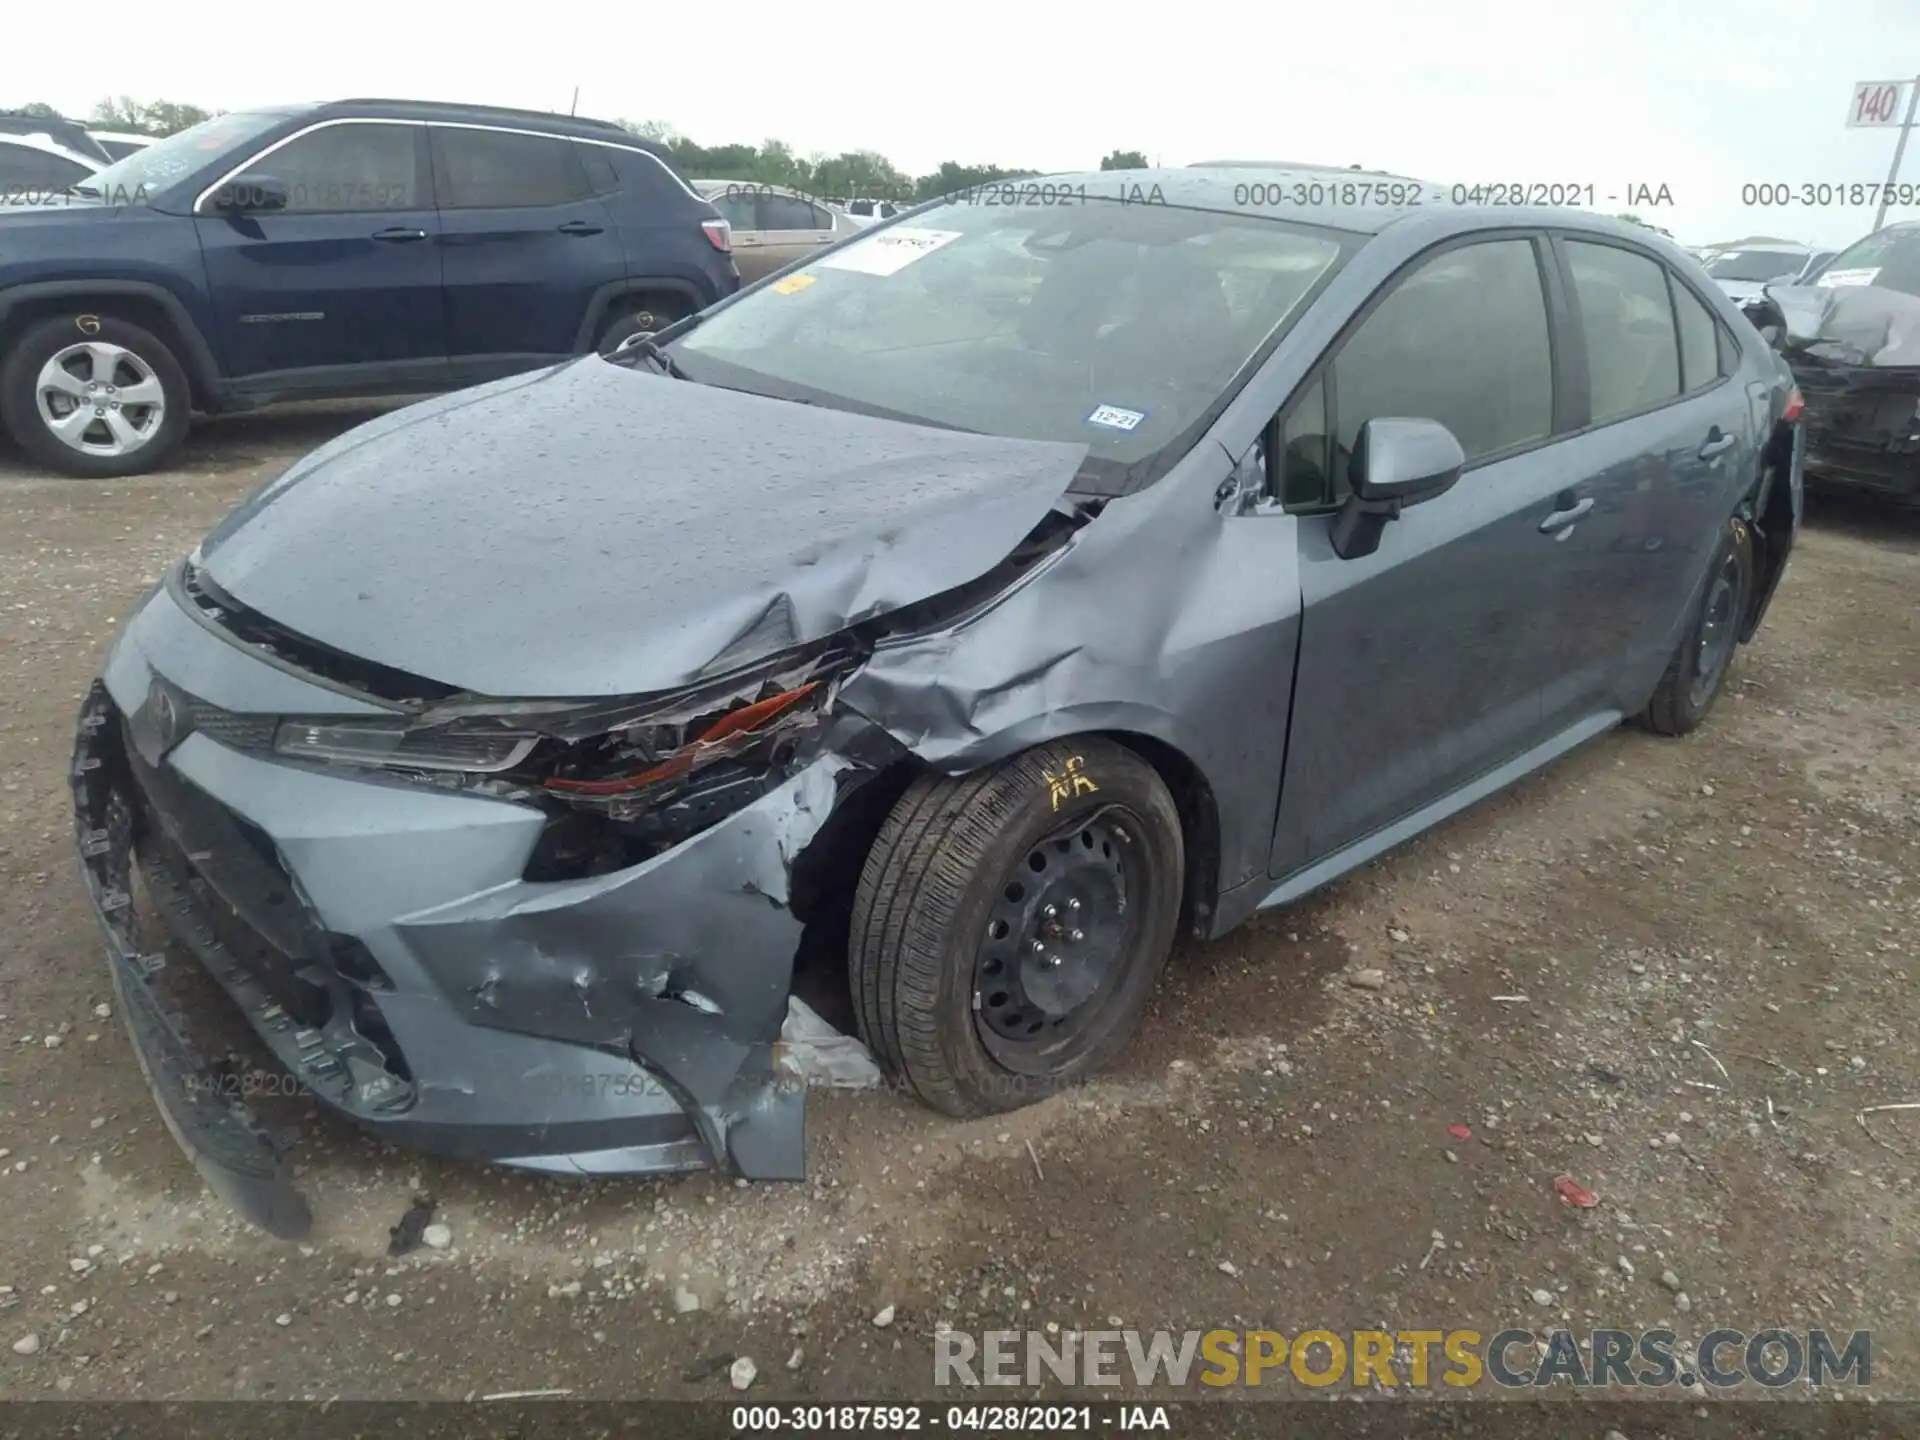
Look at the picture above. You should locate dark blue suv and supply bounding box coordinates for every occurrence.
[0,99,741,477]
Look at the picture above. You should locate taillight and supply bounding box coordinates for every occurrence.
[700,218,732,254]
[1782,387,1804,424]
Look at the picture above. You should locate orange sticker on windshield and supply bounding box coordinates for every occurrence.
[771,274,816,295]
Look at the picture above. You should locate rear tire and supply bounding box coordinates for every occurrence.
[1638,516,1755,736]
[595,295,693,356]
[0,313,190,477]
[849,738,1184,1117]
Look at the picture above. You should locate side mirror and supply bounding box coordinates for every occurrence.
[1330,418,1465,560]
[209,174,290,214]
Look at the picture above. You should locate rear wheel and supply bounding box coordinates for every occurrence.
[1638,516,1754,736]
[849,738,1184,1116]
[0,314,190,477]
[595,295,692,356]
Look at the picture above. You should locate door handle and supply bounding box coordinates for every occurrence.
[1539,496,1595,535]
[557,219,605,236]
[370,227,428,243]
[1697,428,1737,461]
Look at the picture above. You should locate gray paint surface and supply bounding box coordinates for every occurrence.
[200,361,1088,697]
[72,182,1803,1231]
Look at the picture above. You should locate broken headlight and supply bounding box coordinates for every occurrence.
[521,653,848,878]
[273,719,540,773]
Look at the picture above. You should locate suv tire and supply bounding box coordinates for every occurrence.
[595,296,693,356]
[0,314,190,477]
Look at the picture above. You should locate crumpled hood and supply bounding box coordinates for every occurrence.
[198,359,1088,698]
[1762,283,1920,367]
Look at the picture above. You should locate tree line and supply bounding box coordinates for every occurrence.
[2,97,1149,199]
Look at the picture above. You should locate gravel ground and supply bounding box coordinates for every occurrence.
[0,409,1915,1411]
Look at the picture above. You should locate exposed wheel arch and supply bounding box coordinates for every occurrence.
[0,282,219,408]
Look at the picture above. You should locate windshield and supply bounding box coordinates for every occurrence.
[672,196,1353,493]
[1815,227,1920,297]
[77,111,286,204]
[1705,250,1806,282]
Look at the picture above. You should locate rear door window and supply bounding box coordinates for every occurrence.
[432,127,589,209]
[1670,275,1726,393]
[1564,240,1682,424]
[760,193,824,230]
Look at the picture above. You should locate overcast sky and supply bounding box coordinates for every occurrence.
[13,0,1918,248]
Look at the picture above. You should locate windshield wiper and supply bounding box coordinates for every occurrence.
[609,332,689,379]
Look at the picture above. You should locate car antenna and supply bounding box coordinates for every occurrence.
[569,86,579,116]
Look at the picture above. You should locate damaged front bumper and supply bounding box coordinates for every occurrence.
[69,586,897,1234]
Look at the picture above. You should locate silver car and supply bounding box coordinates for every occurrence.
[693,181,865,282]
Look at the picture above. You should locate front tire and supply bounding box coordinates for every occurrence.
[1638,516,1755,736]
[849,738,1184,1116]
[0,314,190,477]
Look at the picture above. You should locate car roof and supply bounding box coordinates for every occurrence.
[297,99,673,160]
[0,113,111,164]
[86,129,155,144]
[0,132,103,170]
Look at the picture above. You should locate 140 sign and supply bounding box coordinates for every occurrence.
[1847,80,1910,128]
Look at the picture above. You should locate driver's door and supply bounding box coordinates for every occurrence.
[1269,233,1589,878]
[195,121,446,388]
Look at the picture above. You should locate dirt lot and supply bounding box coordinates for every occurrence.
[0,409,1915,1414]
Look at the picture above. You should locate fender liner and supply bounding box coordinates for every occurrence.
[0,280,223,404]
[573,278,706,353]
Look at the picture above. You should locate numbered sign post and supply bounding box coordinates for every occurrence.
[1851,78,1920,232]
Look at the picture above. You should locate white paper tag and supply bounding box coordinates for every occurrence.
[1818,267,1881,288]
[817,226,963,277]
[1087,404,1147,432]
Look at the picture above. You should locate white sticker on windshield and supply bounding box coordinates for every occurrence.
[1087,404,1147,432]
[817,226,963,277]
[1819,267,1881,288]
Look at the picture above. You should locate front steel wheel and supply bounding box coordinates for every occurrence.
[850,738,1184,1116]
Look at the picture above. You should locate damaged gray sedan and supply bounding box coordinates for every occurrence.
[71,169,1805,1236]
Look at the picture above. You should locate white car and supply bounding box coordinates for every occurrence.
[1701,244,1816,304]
[0,131,103,202]
[86,130,157,162]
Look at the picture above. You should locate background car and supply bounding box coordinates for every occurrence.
[1702,243,1816,303]
[86,130,158,162]
[693,180,865,281]
[0,98,740,477]
[0,132,102,199]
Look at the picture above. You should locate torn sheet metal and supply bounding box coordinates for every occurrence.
[392,756,852,1179]
[776,996,882,1089]
[1761,282,1920,367]
[196,362,1089,698]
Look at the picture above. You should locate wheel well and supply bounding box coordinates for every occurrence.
[1741,419,1797,641]
[1104,732,1222,941]
[784,729,1224,1010]
[598,289,693,338]
[0,295,208,407]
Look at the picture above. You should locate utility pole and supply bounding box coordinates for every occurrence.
[1871,75,1920,233]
